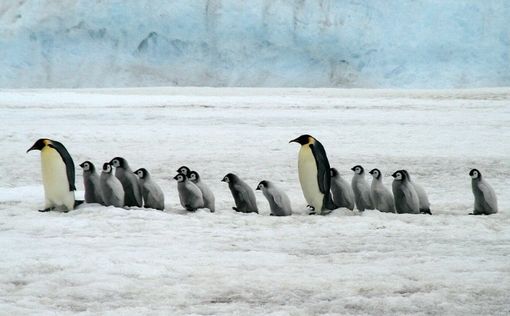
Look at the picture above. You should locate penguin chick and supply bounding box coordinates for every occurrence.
[351,165,374,212]
[79,161,104,205]
[369,168,395,213]
[330,168,355,210]
[27,138,77,212]
[222,173,258,213]
[176,166,191,177]
[100,162,124,207]
[469,169,498,215]
[174,173,204,211]
[391,170,420,214]
[402,170,431,215]
[110,157,142,207]
[189,170,215,213]
[135,168,165,211]
[256,180,292,216]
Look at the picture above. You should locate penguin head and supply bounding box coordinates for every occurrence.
[110,157,127,169]
[391,170,405,181]
[469,168,481,179]
[369,168,381,179]
[189,171,200,182]
[256,180,269,191]
[177,166,191,176]
[134,168,148,179]
[289,134,313,145]
[80,161,95,172]
[27,138,52,152]
[330,168,339,178]
[173,173,186,183]
[102,162,113,174]
[351,165,364,175]
[222,173,236,183]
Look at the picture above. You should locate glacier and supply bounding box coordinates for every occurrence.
[0,0,509,88]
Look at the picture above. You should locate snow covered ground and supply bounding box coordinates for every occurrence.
[0,88,509,315]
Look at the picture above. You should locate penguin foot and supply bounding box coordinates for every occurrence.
[420,209,432,215]
[232,207,240,212]
[74,200,84,208]
[38,208,52,212]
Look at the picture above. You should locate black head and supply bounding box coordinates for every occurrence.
[221,173,237,183]
[330,168,339,177]
[369,168,381,179]
[256,180,269,190]
[289,134,313,145]
[102,162,113,173]
[27,138,51,153]
[351,165,364,175]
[134,168,148,179]
[189,170,200,182]
[173,173,186,183]
[391,170,406,181]
[80,161,95,172]
[177,166,191,176]
[469,168,481,179]
[110,157,127,169]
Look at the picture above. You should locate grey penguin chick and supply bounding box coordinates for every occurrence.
[222,173,258,213]
[369,168,395,213]
[402,170,431,214]
[135,168,165,211]
[351,165,374,212]
[391,170,420,214]
[174,173,204,211]
[256,180,292,216]
[469,169,498,215]
[177,166,191,177]
[189,170,215,213]
[80,161,104,205]
[110,157,142,207]
[330,168,355,210]
[100,162,124,207]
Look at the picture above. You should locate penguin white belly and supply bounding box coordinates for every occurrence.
[298,145,323,211]
[41,147,74,210]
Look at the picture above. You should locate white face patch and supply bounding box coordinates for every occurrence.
[104,165,112,173]
[258,184,264,190]
[356,167,361,174]
[112,160,120,168]
[82,163,90,171]
[471,171,478,179]
[223,177,230,183]
[190,174,196,180]
[395,172,403,180]
[180,168,188,175]
[136,171,143,178]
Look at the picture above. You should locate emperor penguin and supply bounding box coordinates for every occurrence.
[177,166,191,177]
[189,170,215,213]
[174,173,204,211]
[99,162,125,207]
[368,168,395,213]
[110,157,142,207]
[330,168,355,210]
[469,169,498,215]
[351,165,374,212]
[222,173,258,213]
[402,170,431,214]
[27,138,77,212]
[290,135,335,215]
[256,180,292,216]
[134,168,165,211]
[391,170,420,214]
[79,161,104,205]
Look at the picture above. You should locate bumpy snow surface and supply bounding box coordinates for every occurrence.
[1,1,509,88]
[0,88,509,315]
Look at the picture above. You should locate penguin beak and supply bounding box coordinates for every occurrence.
[26,144,38,153]
[391,172,397,178]
[173,175,178,180]
[221,178,226,182]
[350,167,355,171]
[289,137,298,144]
[255,187,260,190]
[79,162,85,168]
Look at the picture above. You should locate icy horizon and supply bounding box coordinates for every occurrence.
[1,0,509,89]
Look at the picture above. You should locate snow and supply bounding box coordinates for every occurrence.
[1,1,509,88]
[0,87,509,314]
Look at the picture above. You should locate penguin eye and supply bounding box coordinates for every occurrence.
[258,184,264,189]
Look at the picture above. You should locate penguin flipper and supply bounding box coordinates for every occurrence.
[309,143,331,195]
[48,141,76,191]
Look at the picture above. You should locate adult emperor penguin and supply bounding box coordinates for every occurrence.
[290,134,335,215]
[110,157,142,207]
[330,168,355,210]
[135,168,165,211]
[27,138,77,212]
[189,170,215,213]
[99,162,124,207]
[368,168,395,213]
[391,170,420,214]
[174,173,204,211]
[222,173,258,213]
[79,161,104,205]
[402,170,431,215]
[351,165,374,212]
[256,180,292,216]
[469,169,498,215]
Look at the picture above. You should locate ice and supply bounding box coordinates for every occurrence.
[0,87,509,314]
